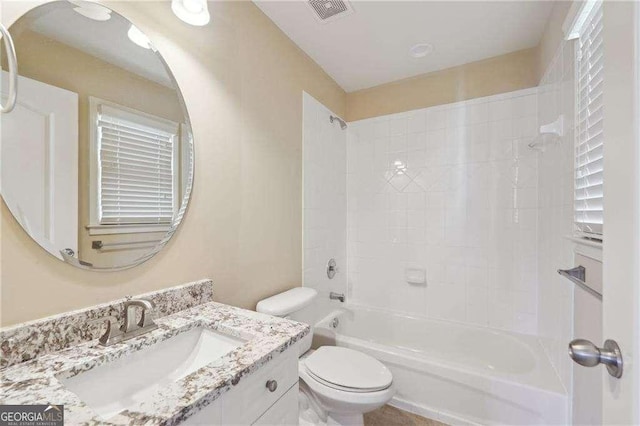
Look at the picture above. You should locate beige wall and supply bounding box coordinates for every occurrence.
[537,1,573,81]
[345,48,539,122]
[0,0,346,326]
[11,30,184,268]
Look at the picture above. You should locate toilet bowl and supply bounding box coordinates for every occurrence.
[298,347,395,425]
[257,288,394,426]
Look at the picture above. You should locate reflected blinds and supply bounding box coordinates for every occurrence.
[97,104,178,225]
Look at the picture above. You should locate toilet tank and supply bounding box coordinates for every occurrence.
[256,287,317,355]
[256,287,317,318]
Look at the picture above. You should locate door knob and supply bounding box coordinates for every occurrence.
[569,338,623,378]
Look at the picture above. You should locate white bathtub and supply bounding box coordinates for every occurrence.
[314,306,568,425]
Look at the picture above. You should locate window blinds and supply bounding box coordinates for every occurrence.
[574,0,604,238]
[97,104,178,225]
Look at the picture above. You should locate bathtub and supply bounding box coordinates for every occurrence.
[314,306,568,425]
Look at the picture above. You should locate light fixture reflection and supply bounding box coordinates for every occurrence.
[127,24,152,50]
[171,0,210,26]
[69,0,112,21]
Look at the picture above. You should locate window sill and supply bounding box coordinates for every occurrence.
[565,235,603,262]
[86,224,170,236]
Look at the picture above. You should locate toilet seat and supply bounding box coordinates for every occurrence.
[299,357,396,417]
[303,346,392,393]
[305,368,389,393]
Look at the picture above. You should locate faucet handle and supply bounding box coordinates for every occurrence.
[89,315,124,346]
[122,298,157,332]
[138,305,157,328]
[122,298,158,331]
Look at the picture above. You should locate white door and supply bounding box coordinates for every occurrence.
[0,71,78,259]
[600,1,640,424]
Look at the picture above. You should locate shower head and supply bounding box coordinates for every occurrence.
[330,115,347,130]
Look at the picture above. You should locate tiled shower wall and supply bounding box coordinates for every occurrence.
[536,39,577,395]
[346,89,539,334]
[302,93,347,323]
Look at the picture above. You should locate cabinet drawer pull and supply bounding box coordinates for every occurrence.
[266,379,278,392]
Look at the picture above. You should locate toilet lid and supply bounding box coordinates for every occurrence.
[304,347,392,392]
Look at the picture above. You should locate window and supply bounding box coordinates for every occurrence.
[572,0,604,239]
[89,98,180,233]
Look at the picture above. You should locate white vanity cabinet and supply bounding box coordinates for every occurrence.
[253,384,299,426]
[182,349,299,425]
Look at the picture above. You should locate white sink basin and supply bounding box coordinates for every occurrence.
[60,327,245,419]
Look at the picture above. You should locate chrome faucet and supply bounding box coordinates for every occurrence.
[92,298,158,346]
[330,292,345,303]
[122,298,157,333]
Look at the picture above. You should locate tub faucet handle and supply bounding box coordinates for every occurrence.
[327,258,339,279]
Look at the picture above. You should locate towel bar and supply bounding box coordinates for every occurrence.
[557,266,602,299]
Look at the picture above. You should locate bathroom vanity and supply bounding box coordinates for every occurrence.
[0,280,308,425]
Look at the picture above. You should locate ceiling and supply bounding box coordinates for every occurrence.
[254,1,554,92]
[28,3,174,88]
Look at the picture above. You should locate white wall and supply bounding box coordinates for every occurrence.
[572,253,602,425]
[346,89,539,335]
[302,93,347,323]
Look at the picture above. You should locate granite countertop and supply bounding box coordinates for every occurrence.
[0,301,309,425]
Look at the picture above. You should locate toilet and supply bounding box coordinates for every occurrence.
[257,288,394,426]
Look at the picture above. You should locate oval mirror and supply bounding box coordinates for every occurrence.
[1,1,194,270]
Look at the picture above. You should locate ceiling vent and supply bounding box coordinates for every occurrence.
[307,0,354,24]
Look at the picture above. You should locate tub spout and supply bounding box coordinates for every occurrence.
[330,292,345,303]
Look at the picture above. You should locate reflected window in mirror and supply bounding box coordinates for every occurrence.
[1,1,194,270]
[88,98,181,234]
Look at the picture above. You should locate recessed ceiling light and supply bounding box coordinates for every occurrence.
[127,24,152,50]
[171,0,210,26]
[409,43,434,59]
